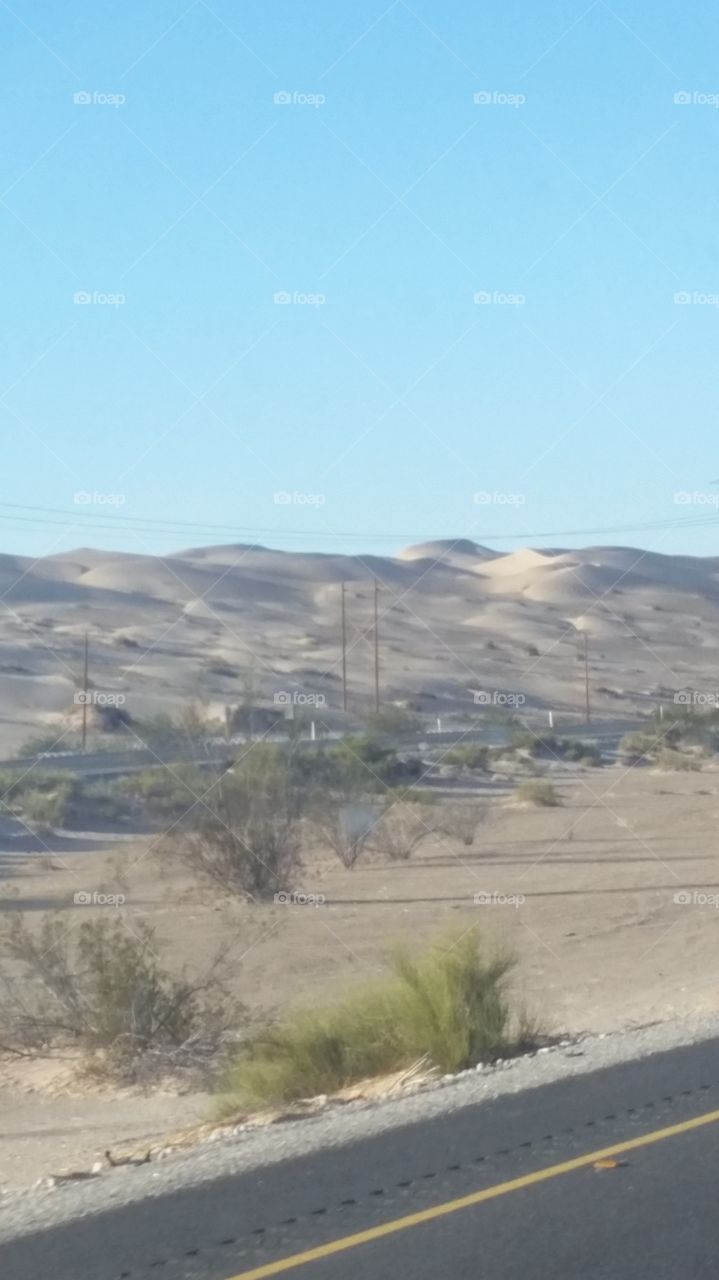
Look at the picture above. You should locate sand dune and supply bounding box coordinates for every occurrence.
[0,539,718,752]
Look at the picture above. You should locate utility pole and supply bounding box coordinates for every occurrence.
[341,582,347,713]
[82,631,89,751]
[583,631,591,724]
[373,579,380,714]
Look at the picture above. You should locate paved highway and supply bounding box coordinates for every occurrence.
[3,1036,719,1279]
[0,717,644,779]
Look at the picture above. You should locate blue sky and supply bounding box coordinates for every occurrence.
[2,0,719,559]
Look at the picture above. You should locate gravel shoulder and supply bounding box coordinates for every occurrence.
[2,1012,719,1245]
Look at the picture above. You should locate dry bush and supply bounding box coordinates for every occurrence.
[654,747,701,772]
[163,746,303,899]
[435,802,487,846]
[171,807,301,899]
[0,913,237,1076]
[373,800,431,860]
[311,798,379,869]
[515,780,561,807]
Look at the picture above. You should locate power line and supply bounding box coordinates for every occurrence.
[1,500,719,548]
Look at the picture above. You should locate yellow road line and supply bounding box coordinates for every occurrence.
[228,1104,719,1279]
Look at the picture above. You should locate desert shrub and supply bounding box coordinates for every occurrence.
[217,932,535,1112]
[649,707,719,754]
[558,738,602,765]
[163,746,302,898]
[618,730,665,764]
[311,798,379,869]
[506,732,601,764]
[510,729,541,753]
[134,713,178,749]
[434,802,486,846]
[292,740,390,798]
[339,736,422,786]
[0,914,234,1073]
[16,732,69,758]
[515,780,561,807]
[444,745,490,771]
[18,781,75,827]
[117,765,210,823]
[654,748,701,772]
[373,799,430,860]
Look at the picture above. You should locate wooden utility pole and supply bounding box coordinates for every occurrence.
[341,582,347,713]
[583,631,591,724]
[82,631,89,750]
[373,580,380,714]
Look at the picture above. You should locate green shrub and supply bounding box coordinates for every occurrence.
[444,745,490,771]
[217,932,534,1113]
[510,729,542,754]
[515,780,561,807]
[116,765,209,823]
[654,748,701,772]
[618,730,664,764]
[19,782,74,827]
[559,738,602,764]
[16,732,69,758]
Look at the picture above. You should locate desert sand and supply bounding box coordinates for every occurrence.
[2,762,719,1188]
[0,539,718,753]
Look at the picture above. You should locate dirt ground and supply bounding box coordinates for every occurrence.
[2,764,719,1189]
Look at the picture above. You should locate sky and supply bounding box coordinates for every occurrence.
[2,0,719,560]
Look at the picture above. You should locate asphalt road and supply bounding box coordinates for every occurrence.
[0,717,644,779]
[3,1037,719,1280]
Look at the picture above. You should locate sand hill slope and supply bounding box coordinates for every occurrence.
[0,540,717,752]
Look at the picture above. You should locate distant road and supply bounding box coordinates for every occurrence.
[3,1036,719,1279]
[0,718,644,779]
